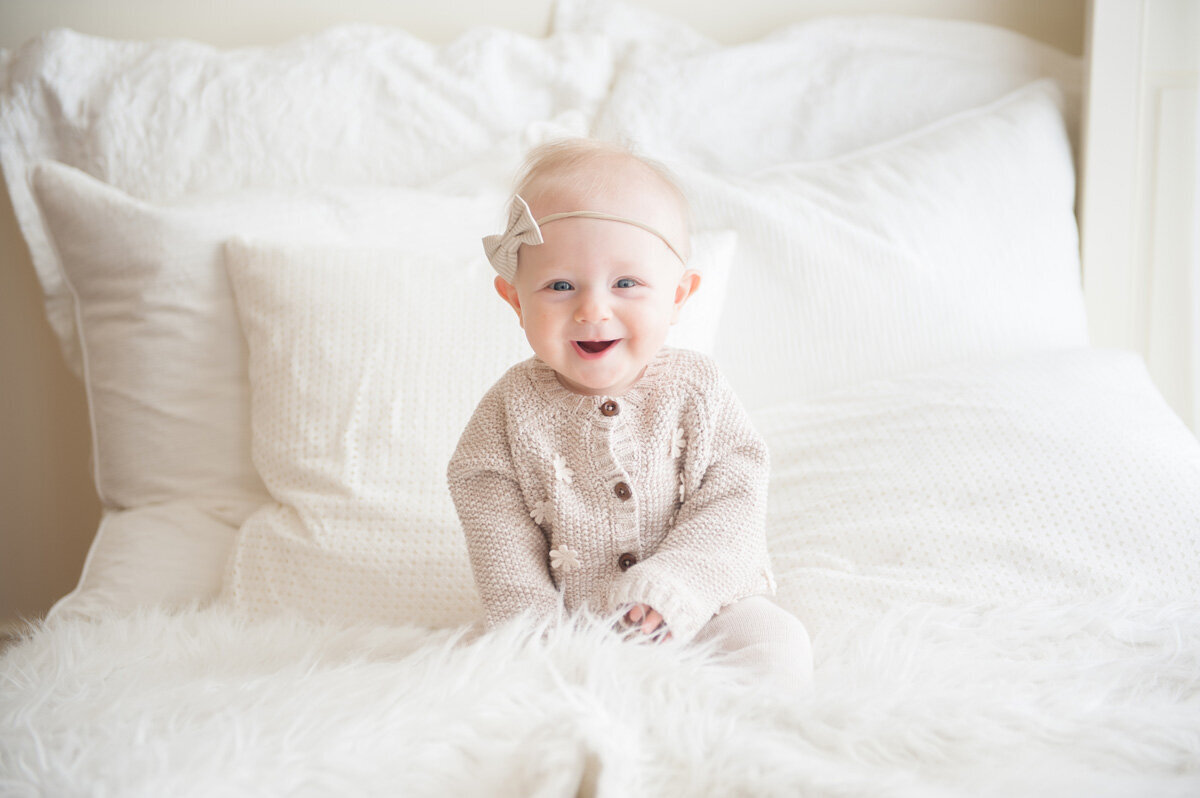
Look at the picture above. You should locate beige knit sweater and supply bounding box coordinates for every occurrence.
[447,347,774,642]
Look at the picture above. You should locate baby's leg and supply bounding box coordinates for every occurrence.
[693,596,813,695]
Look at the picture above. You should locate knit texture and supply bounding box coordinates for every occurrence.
[447,347,774,641]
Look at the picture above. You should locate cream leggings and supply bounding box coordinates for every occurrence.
[693,596,814,695]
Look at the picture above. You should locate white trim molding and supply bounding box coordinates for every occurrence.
[1080,0,1199,432]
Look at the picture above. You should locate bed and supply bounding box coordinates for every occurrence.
[2,0,1199,794]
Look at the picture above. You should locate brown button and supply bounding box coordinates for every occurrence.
[613,482,632,500]
[618,553,637,571]
[600,400,619,417]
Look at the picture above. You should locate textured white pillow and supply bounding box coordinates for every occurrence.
[220,237,736,626]
[757,347,1200,642]
[691,82,1088,409]
[1,24,614,371]
[554,0,1083,171]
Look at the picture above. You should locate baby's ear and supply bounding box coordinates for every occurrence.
[670,270,702,323]
[494,276,524,327]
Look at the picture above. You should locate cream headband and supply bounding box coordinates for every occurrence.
[482,194,687,283]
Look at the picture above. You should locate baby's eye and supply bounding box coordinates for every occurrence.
[614,278,638,289]
[550,280,574,291]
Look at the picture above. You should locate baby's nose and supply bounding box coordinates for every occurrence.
[574,290,612,323]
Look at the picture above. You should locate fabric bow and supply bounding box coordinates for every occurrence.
[482,195,543,284]
[482,194,688,282]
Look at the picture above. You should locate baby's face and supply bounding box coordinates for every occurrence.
[497,176,698,397]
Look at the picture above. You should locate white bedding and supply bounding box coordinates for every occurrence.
[760,347,1200,640]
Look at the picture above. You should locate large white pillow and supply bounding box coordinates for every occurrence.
[757,347,1200,642]
[220,236,735,626]
[1,24,614,371]
[692,82,1088,409]
[554,0,1083,171]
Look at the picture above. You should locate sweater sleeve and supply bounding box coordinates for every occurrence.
[608,367,772,642]
[447,384,561,629]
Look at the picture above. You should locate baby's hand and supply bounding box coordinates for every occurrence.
[624,604,672,641]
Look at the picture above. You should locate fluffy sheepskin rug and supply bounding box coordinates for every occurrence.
[2,596,1199,797]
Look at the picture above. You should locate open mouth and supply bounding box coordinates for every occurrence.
[573,339,619,357]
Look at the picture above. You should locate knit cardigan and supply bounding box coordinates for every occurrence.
[447,347,774,642]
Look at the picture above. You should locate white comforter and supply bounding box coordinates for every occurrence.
[2,596,1198,797]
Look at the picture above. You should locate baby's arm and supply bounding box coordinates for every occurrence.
[448,389,560,628]
[609,370,771,642]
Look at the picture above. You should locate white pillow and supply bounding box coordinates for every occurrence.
[691,82,1088,409]
[1,24,614,372]
[220,237,736,626]
[554,0,1083,171]
[757,347,1200,642]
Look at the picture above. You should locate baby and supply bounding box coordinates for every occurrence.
[448,139,812,693]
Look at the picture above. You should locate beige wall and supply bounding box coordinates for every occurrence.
[0,1,1086,53]
[0,0,1086,624]
[0,176,101,622]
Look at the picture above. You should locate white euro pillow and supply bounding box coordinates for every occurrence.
[757,347,1200,642]
[555,0,1083,171]
[689,82,1088,408]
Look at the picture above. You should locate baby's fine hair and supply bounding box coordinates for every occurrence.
[514,138,691,236]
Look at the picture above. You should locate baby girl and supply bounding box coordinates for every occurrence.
[447,139,812,693]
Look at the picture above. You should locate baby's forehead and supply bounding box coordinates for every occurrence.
[525,159,687,232]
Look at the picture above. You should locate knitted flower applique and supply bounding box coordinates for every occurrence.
[553,454,574,484]
[549,546,580,574]
[670,470,688,527]
[671,427,686,459]
[530,499,554,527]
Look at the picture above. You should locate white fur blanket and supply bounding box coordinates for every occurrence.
[2,596,1199,797]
